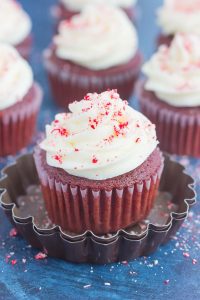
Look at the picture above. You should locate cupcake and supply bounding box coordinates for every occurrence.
[34,90,163,235]
[0,0,32,60]
[0,44,42,157]
[54,0,137,22]
[138,34,200,157]
[44,4,142,107]
[157,0,200,47]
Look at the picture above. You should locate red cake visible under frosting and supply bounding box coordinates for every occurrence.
[0,83,42,156]
[35,147,163,190]
[44,45,142,106]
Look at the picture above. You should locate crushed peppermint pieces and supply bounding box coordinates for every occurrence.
[34,252,47,260]
[51,127,69,136]
[11,259,17,266]
[192,259,198,265]
[9,228,18,237]
[183,252,190,258]
[92,156,98,164]
[104,282,111,286]
[53,154,63,164]
[83,284,92,289]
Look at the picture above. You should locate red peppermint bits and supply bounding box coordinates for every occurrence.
[51,127,69,137]
[84,94,91,100]
[53,154,63,164]
[92,156,98,164]
[74,148,79,152]
[35,252,47,260]
[9,228,18,237]
[11,259,17,266]
[51,127,69,136]
[119,122,128,129]
[114,126,120,137]
[89,118,98,129]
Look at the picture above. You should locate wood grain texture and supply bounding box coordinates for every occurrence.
[0,0,200,299]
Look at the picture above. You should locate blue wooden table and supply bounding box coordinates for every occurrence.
[0,1,200,299]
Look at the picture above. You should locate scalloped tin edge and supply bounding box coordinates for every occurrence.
[0,153,196,263]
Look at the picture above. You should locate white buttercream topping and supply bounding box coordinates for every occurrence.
[157,0,200,35]
[0,0,31,46]
[0,44,33,110]
[143,34,200,107]
[40,90,158,180]
[54,4,138,70]
[60,0,137,12]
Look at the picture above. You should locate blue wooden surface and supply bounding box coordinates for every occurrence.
[0,1,200,299]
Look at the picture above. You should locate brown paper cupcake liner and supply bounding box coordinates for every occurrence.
[137,81,200,157]
[15,34,32,60]
[0,153,196,264]
[34,147,163,235]
[0,83,42,157]
[44,49,142,107]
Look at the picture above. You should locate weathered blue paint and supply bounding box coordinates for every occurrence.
[0,1,200,299]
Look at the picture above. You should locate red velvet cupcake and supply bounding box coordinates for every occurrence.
[53,0,137,22]
[0,0,32,60]
[139,34,200,157]
[34,90,163,235]
[0,44,42,157]
[157,0,200,47]
[44,4,142,107]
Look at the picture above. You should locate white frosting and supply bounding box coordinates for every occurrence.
[60,0,137,12]
[40,90,158,180]
[54,4,138,70]
[0,0,31,45]
[0,44,33,110]
[157,0,200,35]
[143,34,200,107]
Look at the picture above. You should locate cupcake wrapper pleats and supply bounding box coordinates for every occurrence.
[34,147,163,235]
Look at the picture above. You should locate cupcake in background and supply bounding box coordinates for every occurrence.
[157,0,200,46]
[54,0,137,22]
[34,89,163,235]
[44,4,142,107]
[0,44,42,157]
[138,34,200,157]
[0,0,32,60]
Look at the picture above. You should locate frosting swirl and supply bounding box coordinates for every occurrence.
[60,0,137,12]
[0,44,33,110]
[0,0,31,46]
[54,4,138,70]
[40,90,158,180]
[143,34,200,107]
[157,0,200,35]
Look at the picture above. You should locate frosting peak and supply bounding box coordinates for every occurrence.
[143,34,200,107]
[0,0,31,45]
[40,90,158,180]
[60,0,137,12]
[0,44,33,110]
[54,4,138,70]
[157,0,200,35]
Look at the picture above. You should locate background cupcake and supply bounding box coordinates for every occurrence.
[0,0,32,60]
[54,0,137,22]
[0,44,42,157]
[139,34,200,157]
[157,0,200,46]
[44,4,142,107]
[34,90,163,235]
